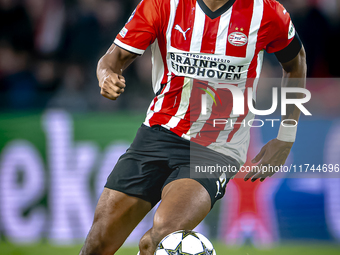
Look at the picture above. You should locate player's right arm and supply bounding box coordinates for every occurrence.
[97,44,138,100]
[97,0,160,100]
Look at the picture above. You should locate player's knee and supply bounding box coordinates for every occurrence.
[139,228,165,255]
[139,227,164,253]
[154,212,186,236]
[139,230,153,253]
[139,218,184,254]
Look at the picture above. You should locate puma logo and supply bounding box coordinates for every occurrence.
[215,180,222,198]
[174,24,190,40]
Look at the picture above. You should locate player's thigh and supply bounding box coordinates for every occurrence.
[152,178,211,237]
[87,188,152,250]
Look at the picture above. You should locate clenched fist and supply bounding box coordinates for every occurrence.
[98,69,126,100]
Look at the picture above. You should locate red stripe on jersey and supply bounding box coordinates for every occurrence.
[226,8,269,142]
[190,84,236,146]
[171,0,196,51]
[149,80,169,114]
[149,76,185,127]
[225,58,258,143]
[200,16,220,54]
[226,81,251,142]
[148,112,174,127]
[263,0,295,53]
[149,96,158,112]
[226,0,254,58]
[171,79,208,135]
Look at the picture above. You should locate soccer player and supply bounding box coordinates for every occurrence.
[79,0,306,254]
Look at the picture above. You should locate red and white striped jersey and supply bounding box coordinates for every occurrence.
[114,0,296,165]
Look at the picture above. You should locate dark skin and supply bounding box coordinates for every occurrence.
[203,0,230,11]
[98,45,307,183]
[244,46,307,182]
[93,45,211,255]
[97,0,232,99]
[80,1,307,254]
[97,44,137,101]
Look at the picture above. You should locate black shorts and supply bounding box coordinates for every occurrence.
[105,124,240,208]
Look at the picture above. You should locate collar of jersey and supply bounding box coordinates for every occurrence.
[197,0,236,19]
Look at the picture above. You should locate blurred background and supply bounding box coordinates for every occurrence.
[1,0,340,254]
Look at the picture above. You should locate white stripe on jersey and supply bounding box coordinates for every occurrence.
[114,39,145,55]
[246,0,264,59]
[145,0,179,127]
[186,81,216,138]
[207,111,255,164]
[215,7,233,55]
[190,1,206,52]
[144,76,172,126]
[252,49,264,101]
[146,0,269,165]
[182,1,264,142]
[166,0,180,76]
[203,0,265,164]
[151,39,164,94]
[165,77,192,128]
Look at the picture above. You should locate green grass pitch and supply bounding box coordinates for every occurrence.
[1,242,340,255]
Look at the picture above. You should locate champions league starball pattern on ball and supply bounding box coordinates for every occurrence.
[155,230,216,255]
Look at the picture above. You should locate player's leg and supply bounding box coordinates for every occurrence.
[138,178,211,255]
[79,188,151,255]
[80,125,178,255]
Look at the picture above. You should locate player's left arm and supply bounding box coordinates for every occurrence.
[244,46,306,182]
[244,2,307,182]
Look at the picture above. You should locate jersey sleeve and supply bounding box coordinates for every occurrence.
[265,1,296,54]
[114,0,160,55]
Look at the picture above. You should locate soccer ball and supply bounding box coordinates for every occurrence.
[154,230,216,255]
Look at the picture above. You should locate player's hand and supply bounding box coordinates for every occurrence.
[244,139,293,182]
[98,69,126,100]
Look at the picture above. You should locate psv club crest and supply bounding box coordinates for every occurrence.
[228,32,248,46]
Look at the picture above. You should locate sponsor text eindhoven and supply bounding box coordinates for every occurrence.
[169,52,244,81]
